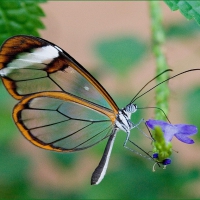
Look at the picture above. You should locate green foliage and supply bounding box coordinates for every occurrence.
[0,145,31,199]
[184,87,200,141]
[95,36,147,75]
[164,1,200,25]
[0,84,17,144]
[166,21,200,38]
[0,1,46,45]
[84,154,198,199]
[50,151,77,167]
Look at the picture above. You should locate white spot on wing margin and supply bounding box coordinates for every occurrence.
[1,45,60,77]
[14,45,59,64]
[54,45,63,52]
[30,45,59,63]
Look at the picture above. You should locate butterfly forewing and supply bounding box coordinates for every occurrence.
[0,35,118,113]
[13,91,116,151]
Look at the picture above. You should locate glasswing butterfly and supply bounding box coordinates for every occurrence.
[0,35,199,185]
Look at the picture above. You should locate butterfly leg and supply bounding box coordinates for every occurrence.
[123,119,153,159]
[123,133,153,160]
[130,118,153,140]
[136,123,153,140]
[123,118,144,150]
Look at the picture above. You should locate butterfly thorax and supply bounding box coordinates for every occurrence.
[115,103,137,133]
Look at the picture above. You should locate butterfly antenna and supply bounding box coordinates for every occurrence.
[130,69,172,103]
[137,106,171,123]
[131,68,200,103]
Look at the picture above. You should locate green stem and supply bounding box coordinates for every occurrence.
[149,1,169,120]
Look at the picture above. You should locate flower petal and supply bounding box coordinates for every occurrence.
[146,119,175,142]
[163,126,176,142]
[174,124,197,136]
[146,120,198,144]
[146,119,168,128]
[173,124,197,144]
[174,134,195,144]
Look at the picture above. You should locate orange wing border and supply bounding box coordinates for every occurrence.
[13,91,117,152]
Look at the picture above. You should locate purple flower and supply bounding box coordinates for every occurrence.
[153,153,171,165]
[146,119,197,144]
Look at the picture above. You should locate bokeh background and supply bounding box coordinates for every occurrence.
[1,1,200,199]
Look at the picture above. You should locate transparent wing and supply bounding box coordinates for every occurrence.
[0,35,118,113]
[13,91,116,151]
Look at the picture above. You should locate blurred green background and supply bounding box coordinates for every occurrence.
[1,1,200,199]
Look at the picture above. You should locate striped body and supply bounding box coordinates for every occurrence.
[115,104,137,133]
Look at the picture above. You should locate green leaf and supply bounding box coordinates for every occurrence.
[0,1,46,45]
[0,144,33,199]
[166,20,200,38]
[0,84,18,144]
[184,87,200,141]
[49,151,77,167]
[95,36,147,75]
[25,1,46,16]
[164,1,200,25]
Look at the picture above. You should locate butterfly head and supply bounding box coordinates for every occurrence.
[124,103,137,114]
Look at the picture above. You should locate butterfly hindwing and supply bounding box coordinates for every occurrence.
[13,91,116,151]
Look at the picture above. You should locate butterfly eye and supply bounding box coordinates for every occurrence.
[124,103,137,113]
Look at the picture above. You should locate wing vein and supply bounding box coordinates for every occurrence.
[72,125,113,150]
[47,122,93,144]
[28,118,71,130]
